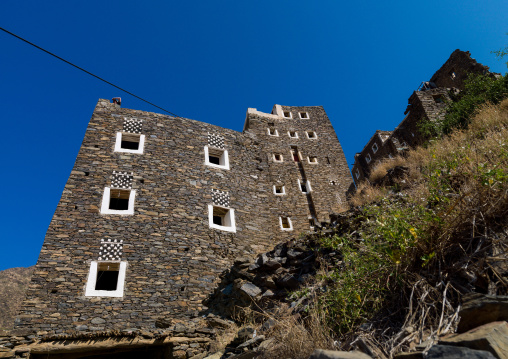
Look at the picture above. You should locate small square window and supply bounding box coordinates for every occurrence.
[365,154,372,163]
[204,146,230,170]
[308,156,318,164]
[299,112,309,119]
[283,111,292,119]
[273,153,283,162]
[273,185,286,195]
[208,205,236,232]
[288,131,298,138]
[279,216,293,231]
[101,187,136,215]
[306,131,317,139]
[372,143,378,153]
[299,179,312,193]
[85,261,127,297]
[268,128,279,136]
[114,132,145,154]
[433,95,445,104]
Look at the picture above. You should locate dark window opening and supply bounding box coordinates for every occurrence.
[307,131,316,138]
[268,128,276,135]
[281,217,290,229]
[326,157,330,164]
[300,183,307,193]
[289,131,297,137]
[274,154,282,161]
[85,172,90,176]
[95,263,120,291]
[300,112,309,119]
[309,156,317,163]
[309,219,315,227]
[275,186,283,194]
[109,189,130,210]
[180,287,185,291]
[120,133,141,150]
[140,179,144,184]
[433,95,444,104]
[283,111,291,118]
[213,206,228,227]
[209,155,221,165]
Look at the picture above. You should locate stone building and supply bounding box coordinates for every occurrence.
[13,100,351,337]
[352,50,494,184]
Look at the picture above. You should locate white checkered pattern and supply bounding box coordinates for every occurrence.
[111,171,133,189]
[98,239,123,261]
[123,117,143,134]
[208,133,225,149]
[212,189,230,207]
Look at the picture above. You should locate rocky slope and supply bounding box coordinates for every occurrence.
[0,267,33,331]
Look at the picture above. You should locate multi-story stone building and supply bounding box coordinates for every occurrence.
[352,50,494,184]
[14,100,351,336]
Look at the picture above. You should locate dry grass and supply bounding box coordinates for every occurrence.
[369,156,408,183]
[257,304,335,359]
[349,182,388,207]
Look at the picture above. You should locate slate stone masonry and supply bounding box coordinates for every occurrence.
[14,100,352,334]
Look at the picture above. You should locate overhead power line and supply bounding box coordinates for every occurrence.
[0,26,180,118]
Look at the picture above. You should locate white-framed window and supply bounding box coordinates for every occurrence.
[298,179,312,193]
[273,185,286,195]
[204,146,230,170]
[288,131,298,139]
[299,112,309,119]
[273,153,283,162]
[100,187,136,215]
[365,154,372,163]
[372,143,378,153]
[308,156,318,164]
[279,216,293,231]
[114,132,146,154]
[267,128,279,136]
[355,169,360,179]
[306,131,317,139]
[208,205,236,232]
[290,147,302,162]
[283,111,292,119]
[85,261,127,298]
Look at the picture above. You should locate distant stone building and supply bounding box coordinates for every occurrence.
[13,101,351,339]
[352,50,494,184]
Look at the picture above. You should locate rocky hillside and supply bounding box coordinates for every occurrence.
[0,267,33,331]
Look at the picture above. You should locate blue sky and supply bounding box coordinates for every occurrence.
[1,1,507,270]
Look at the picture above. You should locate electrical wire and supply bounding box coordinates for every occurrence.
[0,26,181,118]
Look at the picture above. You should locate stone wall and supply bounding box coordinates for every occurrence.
[14,100,352,334]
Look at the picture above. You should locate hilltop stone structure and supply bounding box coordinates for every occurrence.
[351,50,496,184]
[5,101,351,357]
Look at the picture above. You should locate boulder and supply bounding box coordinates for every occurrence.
[239,283,262,298]
[308,349,372,359]
[457,294,508,333]
[439,321,508,359]
[426,345,496,359]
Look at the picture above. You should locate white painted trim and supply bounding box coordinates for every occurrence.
[114,132,145,154]
[307,156,318,164]
[282,111,293,119]
[279,216,293,231]
[273,185,286,196]
[100,187,136,215]
[288,131,299,139]
[208,204,236,232]
[267,128,279,136]
[85,261,127,298]
[299,112,310,119]
[273,153,284,162]
[204,146,230,170]
[372,143,378,153]
[306,131,318,139]
[298,179,312,193]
